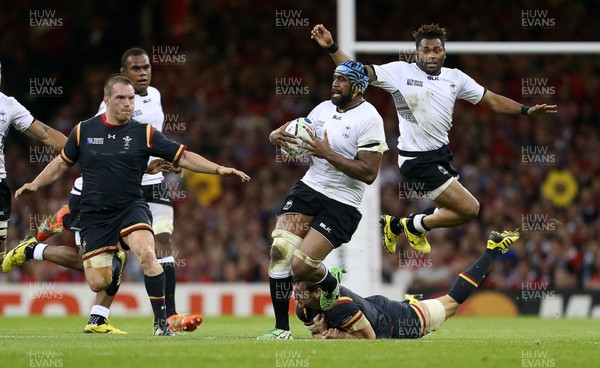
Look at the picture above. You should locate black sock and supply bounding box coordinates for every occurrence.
[448,248,502,303]
[87,314,107,326]
[317,270,338,293]
[269,276,293,331]
[104,253,123,296]
[421,207,436,216]
[405,216,420,235]
[389,217,403,234]
[24,242,39,260]
[144,272,167,326]
[162,262,177,317]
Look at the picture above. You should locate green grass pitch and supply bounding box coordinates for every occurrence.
[1,316,598,368]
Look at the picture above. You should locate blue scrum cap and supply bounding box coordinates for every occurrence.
[334,60,369,98]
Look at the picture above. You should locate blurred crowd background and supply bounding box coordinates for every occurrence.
[1,0,599,293]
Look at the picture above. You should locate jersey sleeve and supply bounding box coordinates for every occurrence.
[327,297,368,333]
[306,102,324,122]
[146,125,185,164]
[356,109,388,154]
[8,97,35,132]
[60,123,81,165]
[296,305,319,333]
[455,69,485,104]
[370,62,406,94]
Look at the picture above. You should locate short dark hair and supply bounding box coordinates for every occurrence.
[292,277,320,292]
[413,24,447,48]
[103,74,133,96]
[120,47,149,68]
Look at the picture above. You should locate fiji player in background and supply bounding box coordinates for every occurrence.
[0,61,67,264]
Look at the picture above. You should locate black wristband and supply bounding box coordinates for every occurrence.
[327,43,339,54]
[521,105,531,115]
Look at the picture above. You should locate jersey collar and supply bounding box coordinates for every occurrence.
[101,113,129,127]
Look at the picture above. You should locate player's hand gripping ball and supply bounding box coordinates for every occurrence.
[282,117,316,158]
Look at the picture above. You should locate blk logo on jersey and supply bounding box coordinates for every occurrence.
[438,165,449,175]
[283,200,293,210]
[332,115,342,120]
[427,76,439,81]
[319,222,332,233]
[450,83,457,96]
[0,112,6,124]
[86,138,104,145]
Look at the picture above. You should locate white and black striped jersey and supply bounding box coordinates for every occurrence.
[301,100,387,209]
[372,61,484,152]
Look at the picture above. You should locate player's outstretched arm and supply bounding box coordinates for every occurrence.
[177,151,250,182]
[15,156,70,198]
[479,90,557,116]
[311,24,352,66]
[311,24,377,83]
[23,120,67,152]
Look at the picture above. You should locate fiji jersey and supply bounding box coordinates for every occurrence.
[61,114,185,213]
[372,61,485,152]
[97,86,165,185]
[301,100,387,208]
[0,92,35,179]
[296,286,416,339]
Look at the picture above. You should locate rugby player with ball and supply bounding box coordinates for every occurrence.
[259,60,388,340]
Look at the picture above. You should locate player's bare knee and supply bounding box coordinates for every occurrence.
[466,200,480,220]
[67,252,81,267]
[88,279,108,293]
[83,253,113,290]
[270,246,284,262]
[268,229,302,278]
[154,233,172,258]
[457,198,479,222]
[86,267,112,292]
[136,247,158,270]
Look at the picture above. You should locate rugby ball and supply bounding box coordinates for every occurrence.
[282,117,315,158]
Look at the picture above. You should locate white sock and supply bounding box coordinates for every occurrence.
[33,243,48,261]
[157,256,175,264]
[89,305,110,319]
[413,214,428,233]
